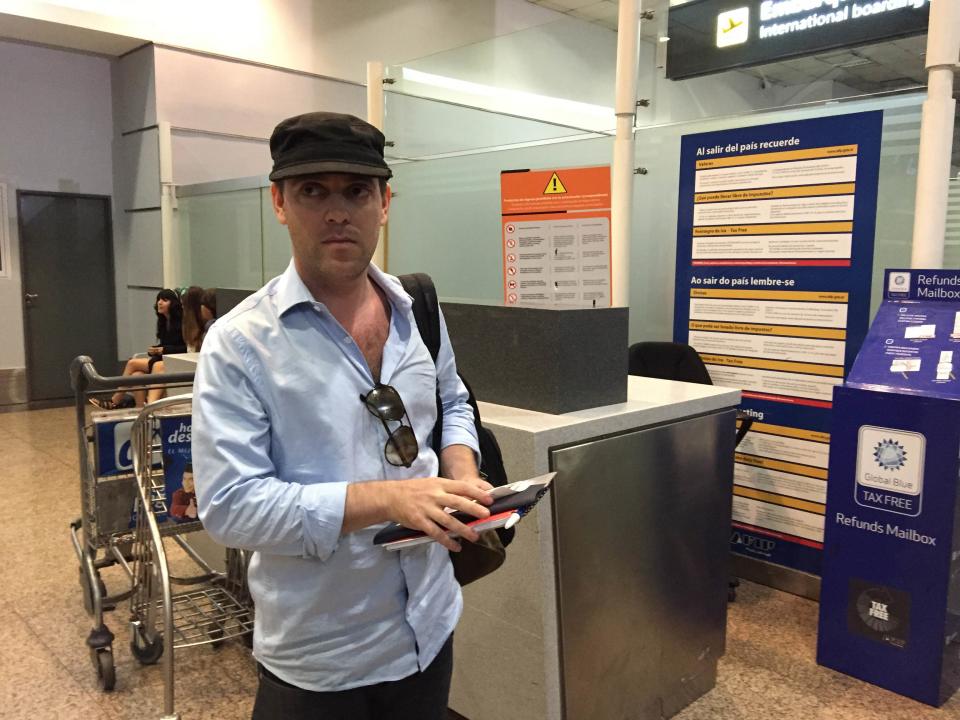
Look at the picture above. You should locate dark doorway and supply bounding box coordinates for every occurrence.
[18,191,116,401]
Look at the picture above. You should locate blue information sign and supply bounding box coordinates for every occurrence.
[674,111,882,576]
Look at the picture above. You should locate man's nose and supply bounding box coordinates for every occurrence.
[324,192,350,222]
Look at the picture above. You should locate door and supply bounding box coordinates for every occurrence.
[19,192,117,401]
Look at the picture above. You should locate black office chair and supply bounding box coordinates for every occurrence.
[628,341,753,600]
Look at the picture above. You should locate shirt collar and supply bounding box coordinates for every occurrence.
[276,259,413,318]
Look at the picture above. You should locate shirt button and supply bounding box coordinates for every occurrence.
[343,336,352,344]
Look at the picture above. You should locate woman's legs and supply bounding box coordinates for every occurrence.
[146,361,166,404]
[99,356,150,406]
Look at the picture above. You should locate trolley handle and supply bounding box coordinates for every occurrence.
[70,355,195,393]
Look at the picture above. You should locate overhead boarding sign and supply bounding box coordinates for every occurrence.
[666,0,930,80]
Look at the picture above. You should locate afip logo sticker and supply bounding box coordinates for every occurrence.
[855,425,925,517]
[716,7,749,48]
[887,271,911,296]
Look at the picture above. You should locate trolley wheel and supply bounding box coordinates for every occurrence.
[90,646,116,692]
[80,569,109,616]
[130,625,164,665]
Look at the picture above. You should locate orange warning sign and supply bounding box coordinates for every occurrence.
[501,166,610,215]
[500,165,612,308]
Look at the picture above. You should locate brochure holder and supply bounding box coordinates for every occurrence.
[818,269,960,705]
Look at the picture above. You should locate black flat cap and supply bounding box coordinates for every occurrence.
[269,112,392,181]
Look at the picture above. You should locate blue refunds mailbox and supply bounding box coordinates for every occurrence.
[818,269,960,705]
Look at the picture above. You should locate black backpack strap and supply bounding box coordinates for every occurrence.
[400,273,441,360]
[399,273,444,454]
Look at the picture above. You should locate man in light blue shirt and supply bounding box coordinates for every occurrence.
[192,112,493,720]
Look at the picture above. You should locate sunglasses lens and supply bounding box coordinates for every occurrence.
[364,386,405,421]
[385,426,419,467]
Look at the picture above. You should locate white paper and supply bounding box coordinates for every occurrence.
[890,358,921,373]
[904,324,936,339]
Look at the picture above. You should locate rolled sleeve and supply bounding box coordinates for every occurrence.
[434,309,479,456]
[193,324,346,560]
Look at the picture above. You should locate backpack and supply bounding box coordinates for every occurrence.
[398,273,515,551]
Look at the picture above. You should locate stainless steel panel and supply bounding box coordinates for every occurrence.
[0,368,27,405]
[550,410,735,720]
[731,554,821,600]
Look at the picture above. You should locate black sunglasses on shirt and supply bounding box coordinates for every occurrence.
[359,384,419,468]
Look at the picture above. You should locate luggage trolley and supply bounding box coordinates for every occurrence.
[129,394,254,719]
[70,356,197,691]
[68,357,253,706]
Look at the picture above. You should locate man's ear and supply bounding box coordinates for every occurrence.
[271,182,288,225]
[380,183,392,226]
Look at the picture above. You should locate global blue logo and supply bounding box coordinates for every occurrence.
[874,439,907,471]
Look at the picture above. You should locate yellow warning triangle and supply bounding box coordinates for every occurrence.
[543,172,567,195]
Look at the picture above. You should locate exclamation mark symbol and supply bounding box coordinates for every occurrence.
[544,172,566,194]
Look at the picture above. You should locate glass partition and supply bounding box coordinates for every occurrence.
[384,91,925,345]
[260,189,291,280]
[385,16,618,134]
[383,90,603,161]
[386,133,613,302]
[175,187,264,290]
[174,91,930,349]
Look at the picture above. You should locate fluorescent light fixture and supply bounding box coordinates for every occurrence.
[400,67,615,121]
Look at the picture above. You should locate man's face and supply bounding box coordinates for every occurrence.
[271,173,390,285]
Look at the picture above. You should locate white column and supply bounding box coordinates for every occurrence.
[611,0,641,307]
[366,60,385,131]
[911,0,960,269]
[367,61,388,271]
[158,120,179,289]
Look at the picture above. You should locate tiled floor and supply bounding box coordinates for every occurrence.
[4,404,960,719]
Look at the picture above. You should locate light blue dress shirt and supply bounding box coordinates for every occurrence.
[192,261,479,691]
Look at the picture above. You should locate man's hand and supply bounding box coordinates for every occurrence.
[344,476,493,552]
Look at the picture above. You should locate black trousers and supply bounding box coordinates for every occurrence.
[251,636,454,720]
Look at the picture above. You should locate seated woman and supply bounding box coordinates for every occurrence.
[92,289,185,409]
[145,286,205,404]
[200,288,217,333]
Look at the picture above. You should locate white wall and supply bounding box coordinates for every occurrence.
[0,39,113,371]
[2,0,561,83]
[155,46,366,185]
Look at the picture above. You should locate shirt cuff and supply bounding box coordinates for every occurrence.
[298,481,348,561]
[440,425,481,467]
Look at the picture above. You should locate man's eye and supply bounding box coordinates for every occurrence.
[301,185,320,196]
[350,186,371,199]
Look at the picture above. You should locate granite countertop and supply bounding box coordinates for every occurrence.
[479,375,740,447]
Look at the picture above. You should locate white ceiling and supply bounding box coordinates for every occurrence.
[0,12,145,56]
